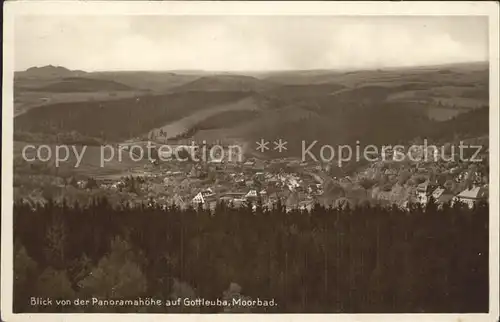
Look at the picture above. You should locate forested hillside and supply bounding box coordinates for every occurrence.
[14,198,488,313]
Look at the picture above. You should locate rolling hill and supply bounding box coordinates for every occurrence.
[169,74,276,93]
[89,71,199,92]
[14,66,146,116]
[263,83,346,103]
[14,91,252,142]
[148,96,263,142]
[14,62,489,158]
[16,65,87,79]
[16,77,133,93]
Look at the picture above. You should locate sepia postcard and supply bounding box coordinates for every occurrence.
[2,1,499,321]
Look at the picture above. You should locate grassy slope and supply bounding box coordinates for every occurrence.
[149,96,262,142]
[14,71,201,116]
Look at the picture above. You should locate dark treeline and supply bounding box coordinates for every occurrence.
[14,198,488,313]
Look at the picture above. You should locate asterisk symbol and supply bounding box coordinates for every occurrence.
[274,139,288,152]
[256,139,269,152]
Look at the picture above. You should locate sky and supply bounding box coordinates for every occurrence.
[14,15,489,71]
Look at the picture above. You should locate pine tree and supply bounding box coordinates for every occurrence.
[13,243,38,312]
[35,267,75,311]
[78,236,147,312]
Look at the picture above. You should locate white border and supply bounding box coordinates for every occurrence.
[2,1,499,321]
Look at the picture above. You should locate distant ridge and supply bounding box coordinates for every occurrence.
[19,77,134,93]
[170,74,277,92]
[16,65,87,78]
[94,61,489,74]
[16,61,487,76]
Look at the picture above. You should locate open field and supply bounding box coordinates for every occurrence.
[14,90,149,117]
[148,96,262,141]
[13,67,200,116]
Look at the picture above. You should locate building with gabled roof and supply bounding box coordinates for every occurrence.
[416,181,429,193]
[243,160,255,166]
[192,188,216,205]
[430,186,454,207]
[416,181,437,205]
[245,189,258,199]
[453,185,488,209]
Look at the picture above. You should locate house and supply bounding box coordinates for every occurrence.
[192,188,216,205]
[208,158,224,164]
[245,189,259,201]
[430,187,455,207]
[221,192,246,202]
[191,192,213,205]
[453,185,488,209]
[243,160,255,167]
[431,187,445,200]
[254,172,265,180]
[384,168,398,176]
[416,181,435,205]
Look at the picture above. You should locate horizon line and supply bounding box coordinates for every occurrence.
[15,60,489,74]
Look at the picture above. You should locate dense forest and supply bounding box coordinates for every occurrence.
[14,198,488,313]
[246,104,489,158]
[14,91,250,142]
[14,79,489,149]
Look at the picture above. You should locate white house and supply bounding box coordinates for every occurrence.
[192,188,216,204]
[192,192,206,205]
[431,187,445,200]
[416,181,430,205]
[245,189,258,199]
[453,185,488,209]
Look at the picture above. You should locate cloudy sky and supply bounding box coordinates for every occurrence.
[15,15,488,71]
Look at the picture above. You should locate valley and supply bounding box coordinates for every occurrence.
[13,62,490,210]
